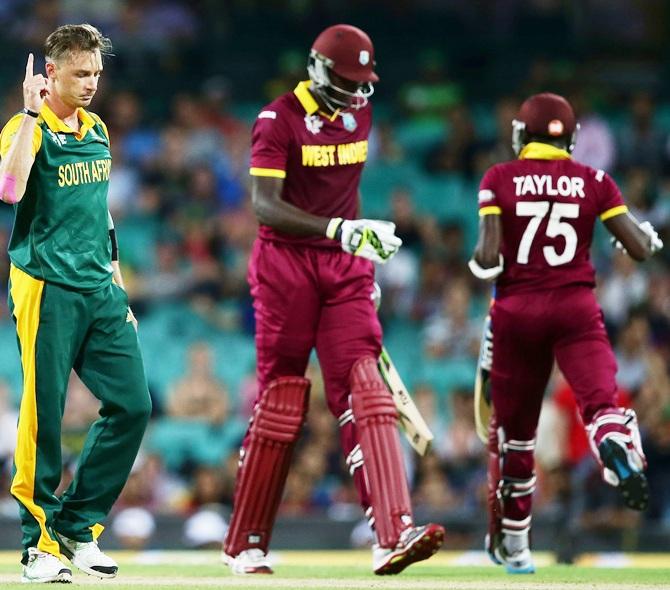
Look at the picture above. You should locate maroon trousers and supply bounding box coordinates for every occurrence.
[488,285,618,534]
[247,239,382,510]
[491,284,618,435]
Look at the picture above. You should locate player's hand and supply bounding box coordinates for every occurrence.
[23,53,48,113]
[326,218,402,264]
[639,221,663,254]
[611,221,663,256]
[127,306,138,332]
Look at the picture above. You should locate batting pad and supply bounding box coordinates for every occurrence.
[224,377,310,557]
[350,357,412,548]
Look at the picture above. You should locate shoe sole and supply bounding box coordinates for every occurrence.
[21,569,72,584]
[599,439,649,511]
[231,566,274,575]
[223,552,274,575]
[374,524,445,575]
[505,564,536,574]
[54,532,118,579]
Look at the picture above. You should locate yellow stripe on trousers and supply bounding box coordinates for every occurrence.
[9,265,60,556]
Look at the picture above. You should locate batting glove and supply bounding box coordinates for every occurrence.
[640,220,664,253]
[326,218,402,264]
[611,220,663,255]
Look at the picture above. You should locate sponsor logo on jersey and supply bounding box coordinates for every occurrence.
[258,110,277,120]
[57,158,111,187]
[304,114,323,135]
[341,112,357,132]
[301,140,368,167]
[513,175,585,199]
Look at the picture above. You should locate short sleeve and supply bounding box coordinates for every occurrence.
[595,170,627,221]
[249,109,289,179]
[0,113,42,158]
[478,166,501,216]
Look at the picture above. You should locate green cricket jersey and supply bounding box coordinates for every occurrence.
[0,104,113,291]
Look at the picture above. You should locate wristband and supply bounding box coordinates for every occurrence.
[22,107,39,118]
[468,254,504,281]
[326,217,344,240]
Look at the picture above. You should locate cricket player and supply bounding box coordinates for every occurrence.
[222,24,444,576]
[469,92,662,573]
[0,24,151,583]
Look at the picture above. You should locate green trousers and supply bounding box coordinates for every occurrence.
[8,265,151,562]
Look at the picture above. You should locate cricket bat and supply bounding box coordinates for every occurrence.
[474,314,493,444]
[378,346,434,456]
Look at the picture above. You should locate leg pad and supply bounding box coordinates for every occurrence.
[223,377,310,556]
[350,357,412,548]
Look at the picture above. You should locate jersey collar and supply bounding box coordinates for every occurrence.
[293,81,340,122]
[40,103,96,141]
[519,142,571,160]
[294,81,319,115]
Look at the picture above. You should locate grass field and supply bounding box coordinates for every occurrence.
[0,550,668,589]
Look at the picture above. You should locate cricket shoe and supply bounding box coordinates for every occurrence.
[372,523,445,575]
[21,547,72,584]
[54,532,118,578]
[486,533,535,574]
[223,549,273,575]
[598,438,649,511]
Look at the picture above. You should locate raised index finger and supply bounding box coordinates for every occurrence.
[25,53,33,80]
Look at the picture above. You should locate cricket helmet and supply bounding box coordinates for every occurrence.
[307,24,378,110]
[512,92,579,155]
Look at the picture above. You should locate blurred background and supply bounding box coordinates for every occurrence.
[0,0,669,560]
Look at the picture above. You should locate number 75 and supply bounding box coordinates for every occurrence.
[516,201,579,266]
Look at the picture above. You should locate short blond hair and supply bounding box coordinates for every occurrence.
[44,24,112,62]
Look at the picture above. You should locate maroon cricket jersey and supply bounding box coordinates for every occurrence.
[249,81,372,248]
[478,142,627,296]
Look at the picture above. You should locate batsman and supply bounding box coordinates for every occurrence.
[222,24,444,575]
[469,92,662,574]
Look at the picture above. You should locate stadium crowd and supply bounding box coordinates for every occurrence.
[0,0,668,552]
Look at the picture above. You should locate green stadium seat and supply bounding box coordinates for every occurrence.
[394,118,447,155]
[146,416,247,470]
[0,321,22,406]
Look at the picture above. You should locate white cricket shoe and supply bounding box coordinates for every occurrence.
[486,533,535,574]
[54,532,118,578]
[223,548,273,575]
[21,547,72,584]
[372,523,445,575]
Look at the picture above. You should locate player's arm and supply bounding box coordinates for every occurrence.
[0,54,46,204]
[470,213,504,280]
[597,172,662,261]
[604,211,662,261]
[252,175,401,263]
[252,175,330,236]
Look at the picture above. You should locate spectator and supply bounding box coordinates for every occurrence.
[167,342,230,425]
